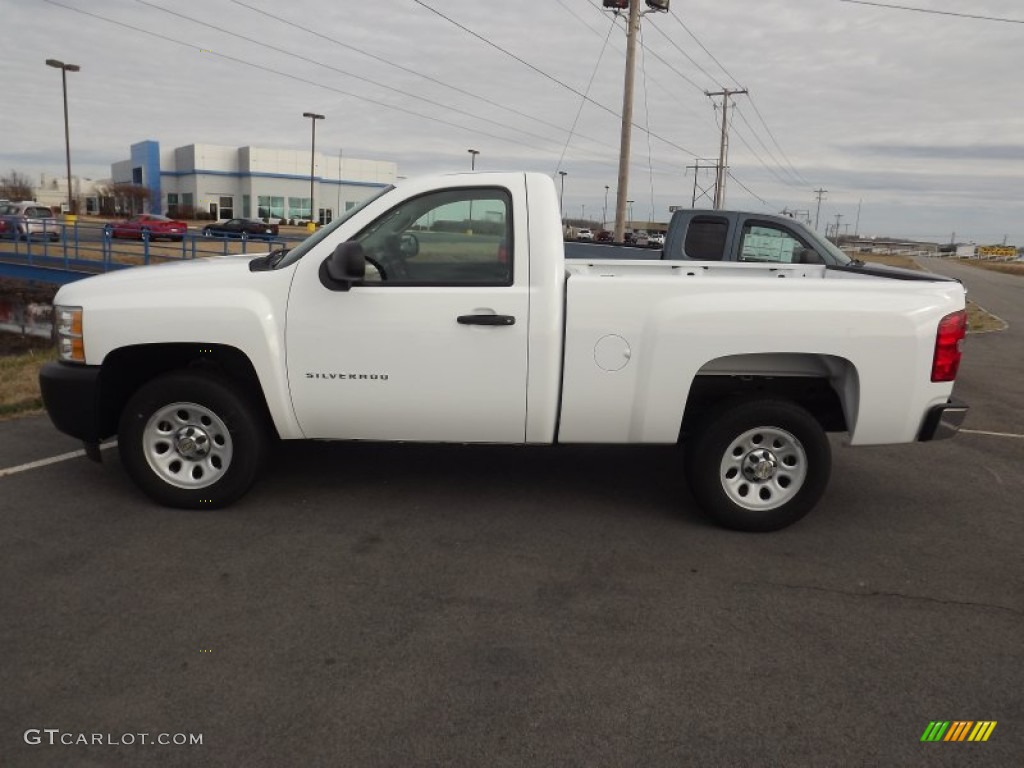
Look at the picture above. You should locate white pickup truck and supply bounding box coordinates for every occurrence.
[40,172,968,531]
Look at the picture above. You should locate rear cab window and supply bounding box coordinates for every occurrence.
[682,215,729,260]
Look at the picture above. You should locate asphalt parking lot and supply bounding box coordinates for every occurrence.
[1,257,1021,766]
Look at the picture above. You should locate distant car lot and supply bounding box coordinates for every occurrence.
[0,201,60,241]
[202,218,280,240]
[104,214,188,241]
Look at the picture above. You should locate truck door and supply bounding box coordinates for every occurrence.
[285,182,529,442]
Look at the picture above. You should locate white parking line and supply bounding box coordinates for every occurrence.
[0,441,118,479]
[960,429,1024,439]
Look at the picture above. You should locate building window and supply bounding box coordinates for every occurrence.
[132,167,143,184]
[345,201,356,211]
[182,193,193,211]
[257,196,284,220]
[219,196,234,219]
[288,197,311,220]
[242,195,251,218]
[167,193,179,216]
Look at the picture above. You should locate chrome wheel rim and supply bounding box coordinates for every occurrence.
[142,402,233,489]
[720,426,807,511]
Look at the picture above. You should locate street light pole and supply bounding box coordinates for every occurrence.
[558,171,567,222]
[603,185,609,228]
[468,148,479,170]
[45,59,80,216]
[302,112,324,230]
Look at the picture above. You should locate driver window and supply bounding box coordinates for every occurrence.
[739,223,810,263]
[355,188,512,285]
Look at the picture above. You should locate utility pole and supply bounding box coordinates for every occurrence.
[813,188,827,230]
[612,0,641,243]
[832,213,843,240]
[854,198,862,237]
[603,185,610,228]
[603,0,669,241]
[705,87,747,208]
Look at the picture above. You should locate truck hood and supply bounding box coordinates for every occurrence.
[55,254,269,305]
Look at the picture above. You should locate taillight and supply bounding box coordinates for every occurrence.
[931,309,967,382]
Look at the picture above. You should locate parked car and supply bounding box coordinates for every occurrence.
[648,232,665,247]
[0,201,60,241]
[202,218,280,240]
[105,214,187,241]
[576,228,593,242]
[595,229,613,243]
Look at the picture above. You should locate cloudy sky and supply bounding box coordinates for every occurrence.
[2,0,1022,243]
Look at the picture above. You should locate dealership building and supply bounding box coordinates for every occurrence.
[111,140,397,223]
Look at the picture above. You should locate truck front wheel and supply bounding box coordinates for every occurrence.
[118,371,269,509]
[684,399,831,532]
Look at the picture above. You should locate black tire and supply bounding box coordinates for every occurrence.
[118,371,269,509]
[684,398,831,532]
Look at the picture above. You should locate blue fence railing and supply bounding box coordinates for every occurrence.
[0,221,304,283]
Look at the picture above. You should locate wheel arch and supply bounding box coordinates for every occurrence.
[97,343,279,441]
[681,352,860,440]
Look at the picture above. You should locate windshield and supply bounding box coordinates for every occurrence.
[791,219,852,265]
[275,185,395,269]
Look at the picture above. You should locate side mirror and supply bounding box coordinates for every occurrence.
[319,241,366,291]
[795,247,824,265]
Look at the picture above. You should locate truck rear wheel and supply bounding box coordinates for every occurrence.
[118,371,269,509]
[684,399,831,532]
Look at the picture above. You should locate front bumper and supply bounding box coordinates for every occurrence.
[38,361,105,443]
[917,398,969,441]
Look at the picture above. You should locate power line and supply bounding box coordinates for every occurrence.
[744,96,812,187]
[408,0,699,157]
[732,106,806,188]
[839,0,1024,24]
[726,171,771,207]
[667,10,742,89]
[730,116,805,190]
[42,0,597,160]
[659,6,811,188]
[642,17,722,93]
[58,1,693,183]
[555,14,619,173]
[229,0,621,158]
[134,0,593,159]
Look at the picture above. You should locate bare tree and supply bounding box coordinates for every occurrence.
[96,182,151,216]
[0,170,35,201]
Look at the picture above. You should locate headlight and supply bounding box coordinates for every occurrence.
[55,305,85,363]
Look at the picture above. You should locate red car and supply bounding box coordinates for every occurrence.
[105,214,188,241]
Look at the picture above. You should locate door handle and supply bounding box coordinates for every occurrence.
[457,314,516,326]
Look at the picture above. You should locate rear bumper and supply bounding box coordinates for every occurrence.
[917,398,969,441]
[38,361,105,442]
